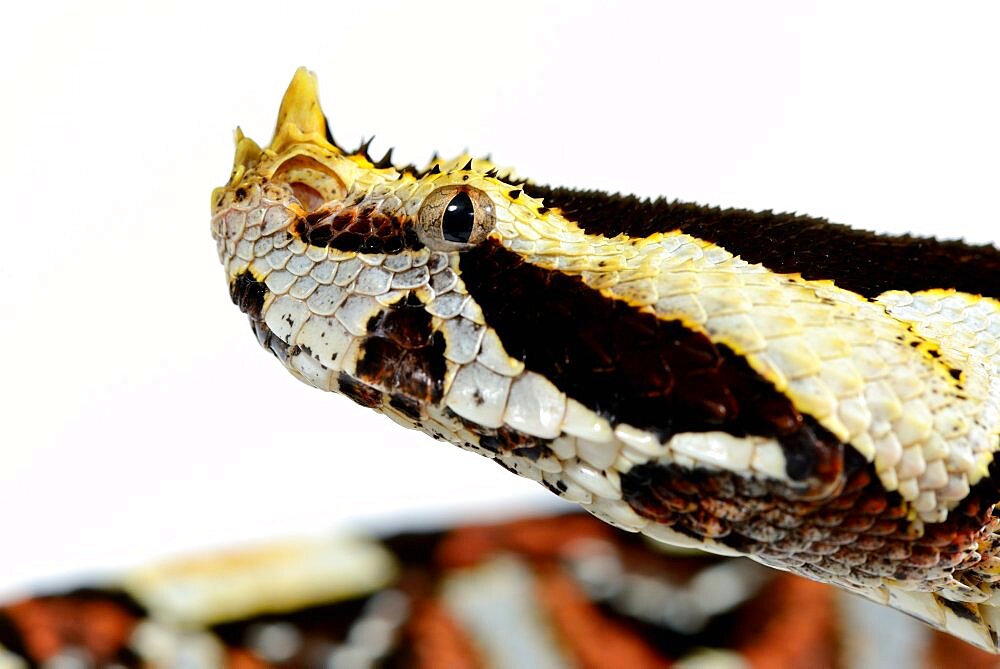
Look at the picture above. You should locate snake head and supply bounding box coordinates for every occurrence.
[211,70,1000,653]
[209,68,550,440]
[209,67,857,529]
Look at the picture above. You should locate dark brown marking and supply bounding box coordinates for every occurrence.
[521,185,1000,299]
[355,294,446,404]
[389,394,423,421]
[229,270,267,320]
[459,240,845,491]
[935,597,985,625]
[541,479,564,496]
[337,372,384,409]
[230,270,293,362]
[292,204,422,254]
[621,457,994,589]
[478,425,554,462]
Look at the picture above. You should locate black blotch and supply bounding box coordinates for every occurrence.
[479,434,503,453]
[229,270,266,319]
[296,205,423,254]
[514,445,548,461]
[475,425,554,461]
[949,368,963,380]
[542,480,563,495]
[936,596,982,624]
[355,294,446,404]
[389,394,423,421]
[459,240,846,492]
[442,191,476,243]
[520,184,1000,299]
[508,189,521,200]
[495,460,518,474]
[338,372,384,408]
[234,187,247,202]
[230,271,292,363]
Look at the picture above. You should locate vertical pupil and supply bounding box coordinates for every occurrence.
[442,191,476,243]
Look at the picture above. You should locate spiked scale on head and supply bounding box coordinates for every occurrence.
[211,69,1000,652]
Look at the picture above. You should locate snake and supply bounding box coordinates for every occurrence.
[210,68,1000,651]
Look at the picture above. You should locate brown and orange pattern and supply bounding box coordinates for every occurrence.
[0,514,840,668]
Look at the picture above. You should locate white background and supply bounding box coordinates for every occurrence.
[1,0,998,606]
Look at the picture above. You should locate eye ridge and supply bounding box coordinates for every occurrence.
[442,191,476,243]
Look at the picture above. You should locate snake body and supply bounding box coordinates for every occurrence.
[211,69,1000,650]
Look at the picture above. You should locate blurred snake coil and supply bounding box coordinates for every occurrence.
[211,68,1000,651]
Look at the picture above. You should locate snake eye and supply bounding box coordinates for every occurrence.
[416,186,495,250]
[442,191,475,242]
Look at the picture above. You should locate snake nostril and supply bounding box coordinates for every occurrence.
[290,181,325,212]
[272,154,346,209]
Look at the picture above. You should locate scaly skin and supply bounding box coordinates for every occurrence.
[211,68,1000,650]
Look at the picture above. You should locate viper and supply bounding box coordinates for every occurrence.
[211,69,1000,651]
